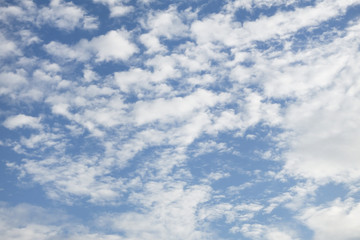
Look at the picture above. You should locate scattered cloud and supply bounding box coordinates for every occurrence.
[0,202,126,240]
[0,0,98,31]
[38,0,99,30]
[236,223,299,240]
[45,30,138,62]
[3,114,42,130]
[93,0,134,18]
[1,0,360,239]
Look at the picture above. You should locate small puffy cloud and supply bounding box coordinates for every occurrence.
[18,30,41,46]
[191,13,238,46]
[143,6,188,38]
[133,89,229,125]
[0,5,24,22]
[82,66,99,82]
[0,33,21,58]
[51,103,71,117]
[44,41,90,61]
[38,0,98,30]
[1,0,98,31]
[90,30,138,62]
[3,114,41,130]
[0,70,27,96]
[140,6,189,53]
[93,0,133,17]
[114,68,153,92]
[0,1,34,23]
[45,30,138,62]
[238,223,298,240]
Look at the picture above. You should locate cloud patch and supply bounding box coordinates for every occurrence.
[45,30,138,62]
[3,114,41,130]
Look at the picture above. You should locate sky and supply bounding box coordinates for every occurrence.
[1,0,360,239]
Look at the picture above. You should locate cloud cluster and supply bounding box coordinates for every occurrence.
[1,0,360,239]
[0,0,98,30]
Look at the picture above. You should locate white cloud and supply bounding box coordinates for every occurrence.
[227,182,254,195]
[277,24,360,182]
[3,114,41,130]
[91,30,138,62]
[144,54,181,82]
[1,60,66,102]
[217,16,360,184]
[265,181,318,213]
[113,66,172,98]
[67,233,124,240]
[133,89,230,125]
[12,155,124,204]
[110,6,133,17]
[0,0,97,31]
[0,202,125,240]
[0,1,35,23]
[114,68,153,93]
[38,0,98,30]
[238,0,345,43]
[205,171,230,182]
[199,202,263,224]
[93,0,133,17]
[238,223,299,240]
[191,13,238,46]
[18,30,41,46]
[0,70,28,96]
[0,203,62,240]
[144,7,188,38]
[226,0,296,11]
[44,41,90,61]
[140,6,189,53]
[298,198,360,240]
[0,33,20,58]
[98,182,213,240]
[169,112,213,146]
[20,132,63,149]
[282,101,360,182]
[2,0,360,239]
[192,0,360,48]
[82,66,99,82]
[0,5,24,22]
[193,140,230,157]
[45,30,138,62]
[141,147,188,177]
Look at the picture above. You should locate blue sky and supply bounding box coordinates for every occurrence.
[1,0,360,239]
